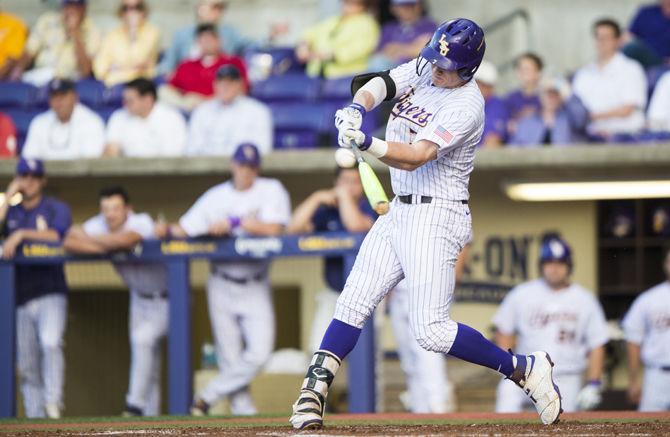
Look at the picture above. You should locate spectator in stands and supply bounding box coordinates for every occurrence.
[186,65,272,155]
[572,19,647,140]
[624,0,670,68]
[159,24,249,112]
[159,0,250,76]
[22,79,105,160]
[0,113,17,158]
[648,71,670,132]
[474,61,507,148]
[0,158,72,419]
[510,76,588,147]
[105,78,187,157]
[504,53,543,131]
[0,7,27,80]
[368,0,436,71]
[93,0,160,86]
[296,0,379,78]
[11,0,100,85]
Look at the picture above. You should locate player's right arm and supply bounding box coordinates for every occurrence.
[621,293,647,405]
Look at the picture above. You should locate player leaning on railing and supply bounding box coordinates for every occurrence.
[289,18,563,430]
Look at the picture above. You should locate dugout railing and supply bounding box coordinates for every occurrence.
[0,232,376,418]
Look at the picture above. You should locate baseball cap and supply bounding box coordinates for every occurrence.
[47,78,76,96]
[61,0,87,6]
[474,60,498,86]
[16,158,45,177]
[216,64,242,81]
[232,143,261,167]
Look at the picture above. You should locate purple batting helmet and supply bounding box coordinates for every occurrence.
[539,236,572,269]
[418,18,486,81]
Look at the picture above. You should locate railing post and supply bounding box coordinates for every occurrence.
[166,257,191,415]
[0,262,15,418]
[343,252,376,413]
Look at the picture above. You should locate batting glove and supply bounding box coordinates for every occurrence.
[576,380,602,411]
[342,128,372,151]
[334,103,366,131]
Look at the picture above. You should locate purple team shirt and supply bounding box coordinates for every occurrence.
[481,95,508,145]
[504,90,541,122]
[630,4,670,59]
[377,17,437,62]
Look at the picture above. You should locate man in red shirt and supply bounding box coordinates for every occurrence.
[0,112,17,158]
[159,23,248,112]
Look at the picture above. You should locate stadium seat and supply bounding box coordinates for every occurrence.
[251,74,320,103]
[76,79,107,108]
[4,108,42,152]
[270,102,328,149]
[0,82,39,109]
[321,76,355,102]
[244,46,303,81]
[646,65,670,98]
[103,83,125,107]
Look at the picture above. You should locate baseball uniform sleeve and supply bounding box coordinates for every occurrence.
[492,288,520,335]
[583,296,610,350]
[82,215,107,236]
[179,190,214,237]
[415,109,478,157]
[258,181,291,225]
[622,294,647,345]
[389,59,426,98]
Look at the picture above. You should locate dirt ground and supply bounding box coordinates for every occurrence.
[1,411,669,436]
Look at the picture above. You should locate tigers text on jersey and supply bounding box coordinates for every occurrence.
[386,59,484,200]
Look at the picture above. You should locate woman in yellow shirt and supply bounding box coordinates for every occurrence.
[296,0,380,79]
[94,0,160,86]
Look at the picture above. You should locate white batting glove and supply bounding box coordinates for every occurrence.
[342,128,371,151]
[334,103,366,132]
[576,381,602,411]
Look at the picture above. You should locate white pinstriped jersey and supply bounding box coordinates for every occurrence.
[622,282,670,367]
[387,59,484,200]
[493,279,609,374]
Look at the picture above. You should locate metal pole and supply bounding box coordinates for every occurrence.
[166,258,191,415]
[0,263,15,417]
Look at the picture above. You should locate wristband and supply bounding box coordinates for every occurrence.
[587,380,602,387]
[366,136,388,158]
[348,102,367,117]
[228,216,241,229]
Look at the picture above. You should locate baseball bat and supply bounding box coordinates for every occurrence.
[350,142,390,215]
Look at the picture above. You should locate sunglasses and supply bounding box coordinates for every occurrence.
[121,3,145,12]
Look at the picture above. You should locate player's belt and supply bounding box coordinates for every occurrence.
[398,195,468,205]
[213,269,267,284]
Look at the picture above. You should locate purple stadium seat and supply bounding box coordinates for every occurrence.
[75,79,107,108]
[103,84,125,107]
[244,46,303,78]
[270,102,328,149]
[251,74,320,103]
[647,65,670,98]
[0,82,39,109]
[4,108,43,152]
[321,76,354,102]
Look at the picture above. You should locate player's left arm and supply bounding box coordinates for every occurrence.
[586,345,605,382]
[90,231,143,251]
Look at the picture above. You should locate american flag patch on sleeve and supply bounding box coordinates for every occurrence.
[434,125,454,144]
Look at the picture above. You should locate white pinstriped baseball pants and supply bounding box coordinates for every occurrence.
[335,198,472,353]
[16,294,67,418]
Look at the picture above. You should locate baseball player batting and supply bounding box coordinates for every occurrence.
[289,19,562,430]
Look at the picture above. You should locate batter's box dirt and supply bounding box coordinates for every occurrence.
[1,412,669,436]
